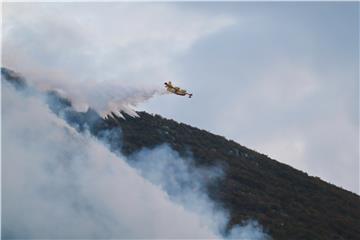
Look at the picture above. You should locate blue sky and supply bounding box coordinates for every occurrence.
[2,2,359,193]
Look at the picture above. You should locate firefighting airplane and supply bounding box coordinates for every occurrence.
[164,81,193,98]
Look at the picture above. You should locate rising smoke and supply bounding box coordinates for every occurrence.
[2,81,216,239]
[2,73,269,239]
[2,2,269,239]
[2,2,234,116]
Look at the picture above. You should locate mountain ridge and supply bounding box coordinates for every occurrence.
[105,111,360,239]
[2,67,359,240]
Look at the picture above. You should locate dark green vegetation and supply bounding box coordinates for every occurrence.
[105,112,360,240]
[2,67,360,240]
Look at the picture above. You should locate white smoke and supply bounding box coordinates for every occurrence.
[128,145,226,232]
[2,2,235,116]
[2,76,269,239]
[2,81,216,239]
[2,3,270,238]
[127,146,270,240]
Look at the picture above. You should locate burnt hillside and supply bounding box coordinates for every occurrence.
[2,67,360,240]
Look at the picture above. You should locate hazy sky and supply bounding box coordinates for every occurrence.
[142,2,359,194]
[2,2,359,194]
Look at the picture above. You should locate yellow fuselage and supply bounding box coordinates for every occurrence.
[166,87,186,95]
[165,82,187,96]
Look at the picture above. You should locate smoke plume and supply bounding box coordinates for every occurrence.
[2,2,269,239]
[2,81,216,238]
[2,2,234,116]
[2,73,269,239]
